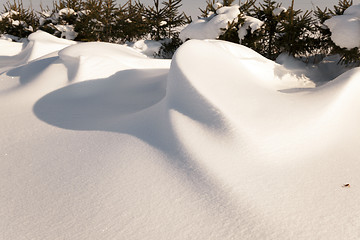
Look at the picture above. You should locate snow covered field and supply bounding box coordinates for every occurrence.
[1,30,360,239]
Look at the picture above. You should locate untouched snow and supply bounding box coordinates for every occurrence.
[1,32,360,239]
[324,4,360,49]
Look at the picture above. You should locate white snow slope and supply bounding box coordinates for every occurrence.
[1,31,360,239]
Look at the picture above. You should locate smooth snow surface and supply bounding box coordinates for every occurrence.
[1,33,360,240]
[324,4,360,49]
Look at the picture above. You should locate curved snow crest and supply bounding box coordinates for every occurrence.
[324,4,360,49]
[58,42,170,82]
[25,30,76,62]
[179,5,240,41]
[169,40,314,96]
[166,39,316,157]
[0,30,75,69]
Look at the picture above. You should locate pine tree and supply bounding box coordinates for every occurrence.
[252,0,283,59]
[53,0,81,25]
[331,0,353,15]
[199,0,219,18]
[0,0,38,39]
[218,0,256,44]
[102,0,118,42]
[276,5,315,58]
[144,0,167,40]
[313,6,334,60]
[116,0,149,43]
[74,0,103,41]
[162,0,185,39]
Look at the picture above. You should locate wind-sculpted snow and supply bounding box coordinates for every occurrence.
[2,36,360,239]
[58,42,170,82]
[0,31,74,72]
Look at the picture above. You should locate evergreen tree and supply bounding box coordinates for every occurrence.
[0,0,38,39]
[116,0,149,42]
[218,0,256,44]
[162,0,185,39]
[276,4,315,58]
[315,0,357,65]
[313,6,334,60]
[144,0,167,40]
[330,0,353,15]
[74,0,103,41]
[102,0,118,42]
[252,0,284,59]
[53,0,81,25]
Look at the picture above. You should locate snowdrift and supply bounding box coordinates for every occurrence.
[1,32,360,239]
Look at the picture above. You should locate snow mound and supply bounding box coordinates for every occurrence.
[128,39,163,57]
[0,39,24,56]
[2,37,360,239]
[170,40,314,92]
[58,42,170,82]
[324,4,360,49]
[0,30,75,70]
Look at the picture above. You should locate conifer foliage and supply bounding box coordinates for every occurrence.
[0,0,37,39]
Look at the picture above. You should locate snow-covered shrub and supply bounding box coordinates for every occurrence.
[0,0,38,40]
[179,1,241,41]
[322,1,360,65]
[38,0,80,40]
[182,0,322,61]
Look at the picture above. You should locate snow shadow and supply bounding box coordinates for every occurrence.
[33,68,233,200]
[6,57,59,85]
[33,68,168,131]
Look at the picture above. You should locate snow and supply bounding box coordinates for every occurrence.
[273,7,287,16]
[0,38,24,56]
[59,8,76,16]
[179,5,240,41]
[130,39,163,57]
[54,24,78,40]
[238,16,264,41]
[324,4,360,49]
[0,9,19,19]
[1,31,360,239]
